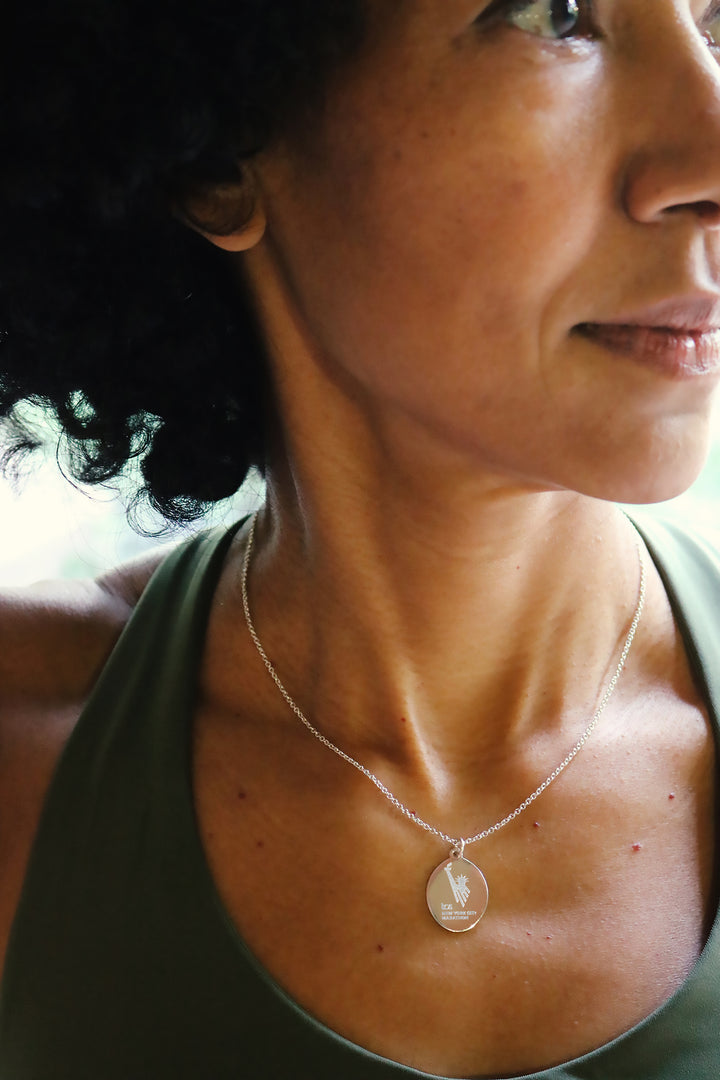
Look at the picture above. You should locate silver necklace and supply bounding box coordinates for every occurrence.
[241,512,646,933]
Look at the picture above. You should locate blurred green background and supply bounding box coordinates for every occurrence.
[1,404,719,586]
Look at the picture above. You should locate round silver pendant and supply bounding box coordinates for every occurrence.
[426,855,489,933]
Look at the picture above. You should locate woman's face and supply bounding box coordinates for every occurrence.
[246,0,720,504]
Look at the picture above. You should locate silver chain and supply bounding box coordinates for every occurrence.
[241,512,646,856]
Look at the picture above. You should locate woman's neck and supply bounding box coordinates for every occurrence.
[246,461,643,808]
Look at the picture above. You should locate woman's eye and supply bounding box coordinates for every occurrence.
[482,0,720,50]
[487,0,589,42]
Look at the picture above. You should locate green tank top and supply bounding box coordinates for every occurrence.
[1,516,719,1079]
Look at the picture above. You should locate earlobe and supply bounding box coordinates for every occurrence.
[197,207,267,252]
[175,173,267,252]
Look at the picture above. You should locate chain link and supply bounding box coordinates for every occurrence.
[241,512,646,853]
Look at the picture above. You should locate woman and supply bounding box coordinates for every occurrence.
[1,0,720,1076]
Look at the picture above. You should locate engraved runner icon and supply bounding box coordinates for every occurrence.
[444,865,471,908]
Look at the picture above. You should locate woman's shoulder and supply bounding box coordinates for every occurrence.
[0,546,174,710]
[0,545,176,972]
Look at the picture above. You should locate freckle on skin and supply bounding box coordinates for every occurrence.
[238,791,247,800]
[257,840,265,849]
[377,944,385,953]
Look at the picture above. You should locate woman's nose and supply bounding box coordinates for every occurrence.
[622,18,720,229]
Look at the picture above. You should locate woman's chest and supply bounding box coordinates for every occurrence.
[193,700,718,1079]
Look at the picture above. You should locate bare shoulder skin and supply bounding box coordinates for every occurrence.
[0,545,172,973]
[0,543,172,703]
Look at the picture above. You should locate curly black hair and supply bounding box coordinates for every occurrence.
[0,1,367,524]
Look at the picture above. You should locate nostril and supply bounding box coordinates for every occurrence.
[697,200,720,223]
[667,200,720,222]
[693,200,720,221]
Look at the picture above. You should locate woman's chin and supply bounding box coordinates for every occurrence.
[590,461,708,508]
[566,420,715,507]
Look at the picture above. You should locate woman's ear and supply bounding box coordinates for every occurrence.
[176,170,267,252]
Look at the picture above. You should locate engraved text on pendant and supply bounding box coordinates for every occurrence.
[426,856,489,932]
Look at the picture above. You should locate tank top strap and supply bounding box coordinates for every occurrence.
[87,518,245,739]
[632,514,720,727]
[31,517,246,840]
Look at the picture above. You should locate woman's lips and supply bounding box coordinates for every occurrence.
[575,322,720,378]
